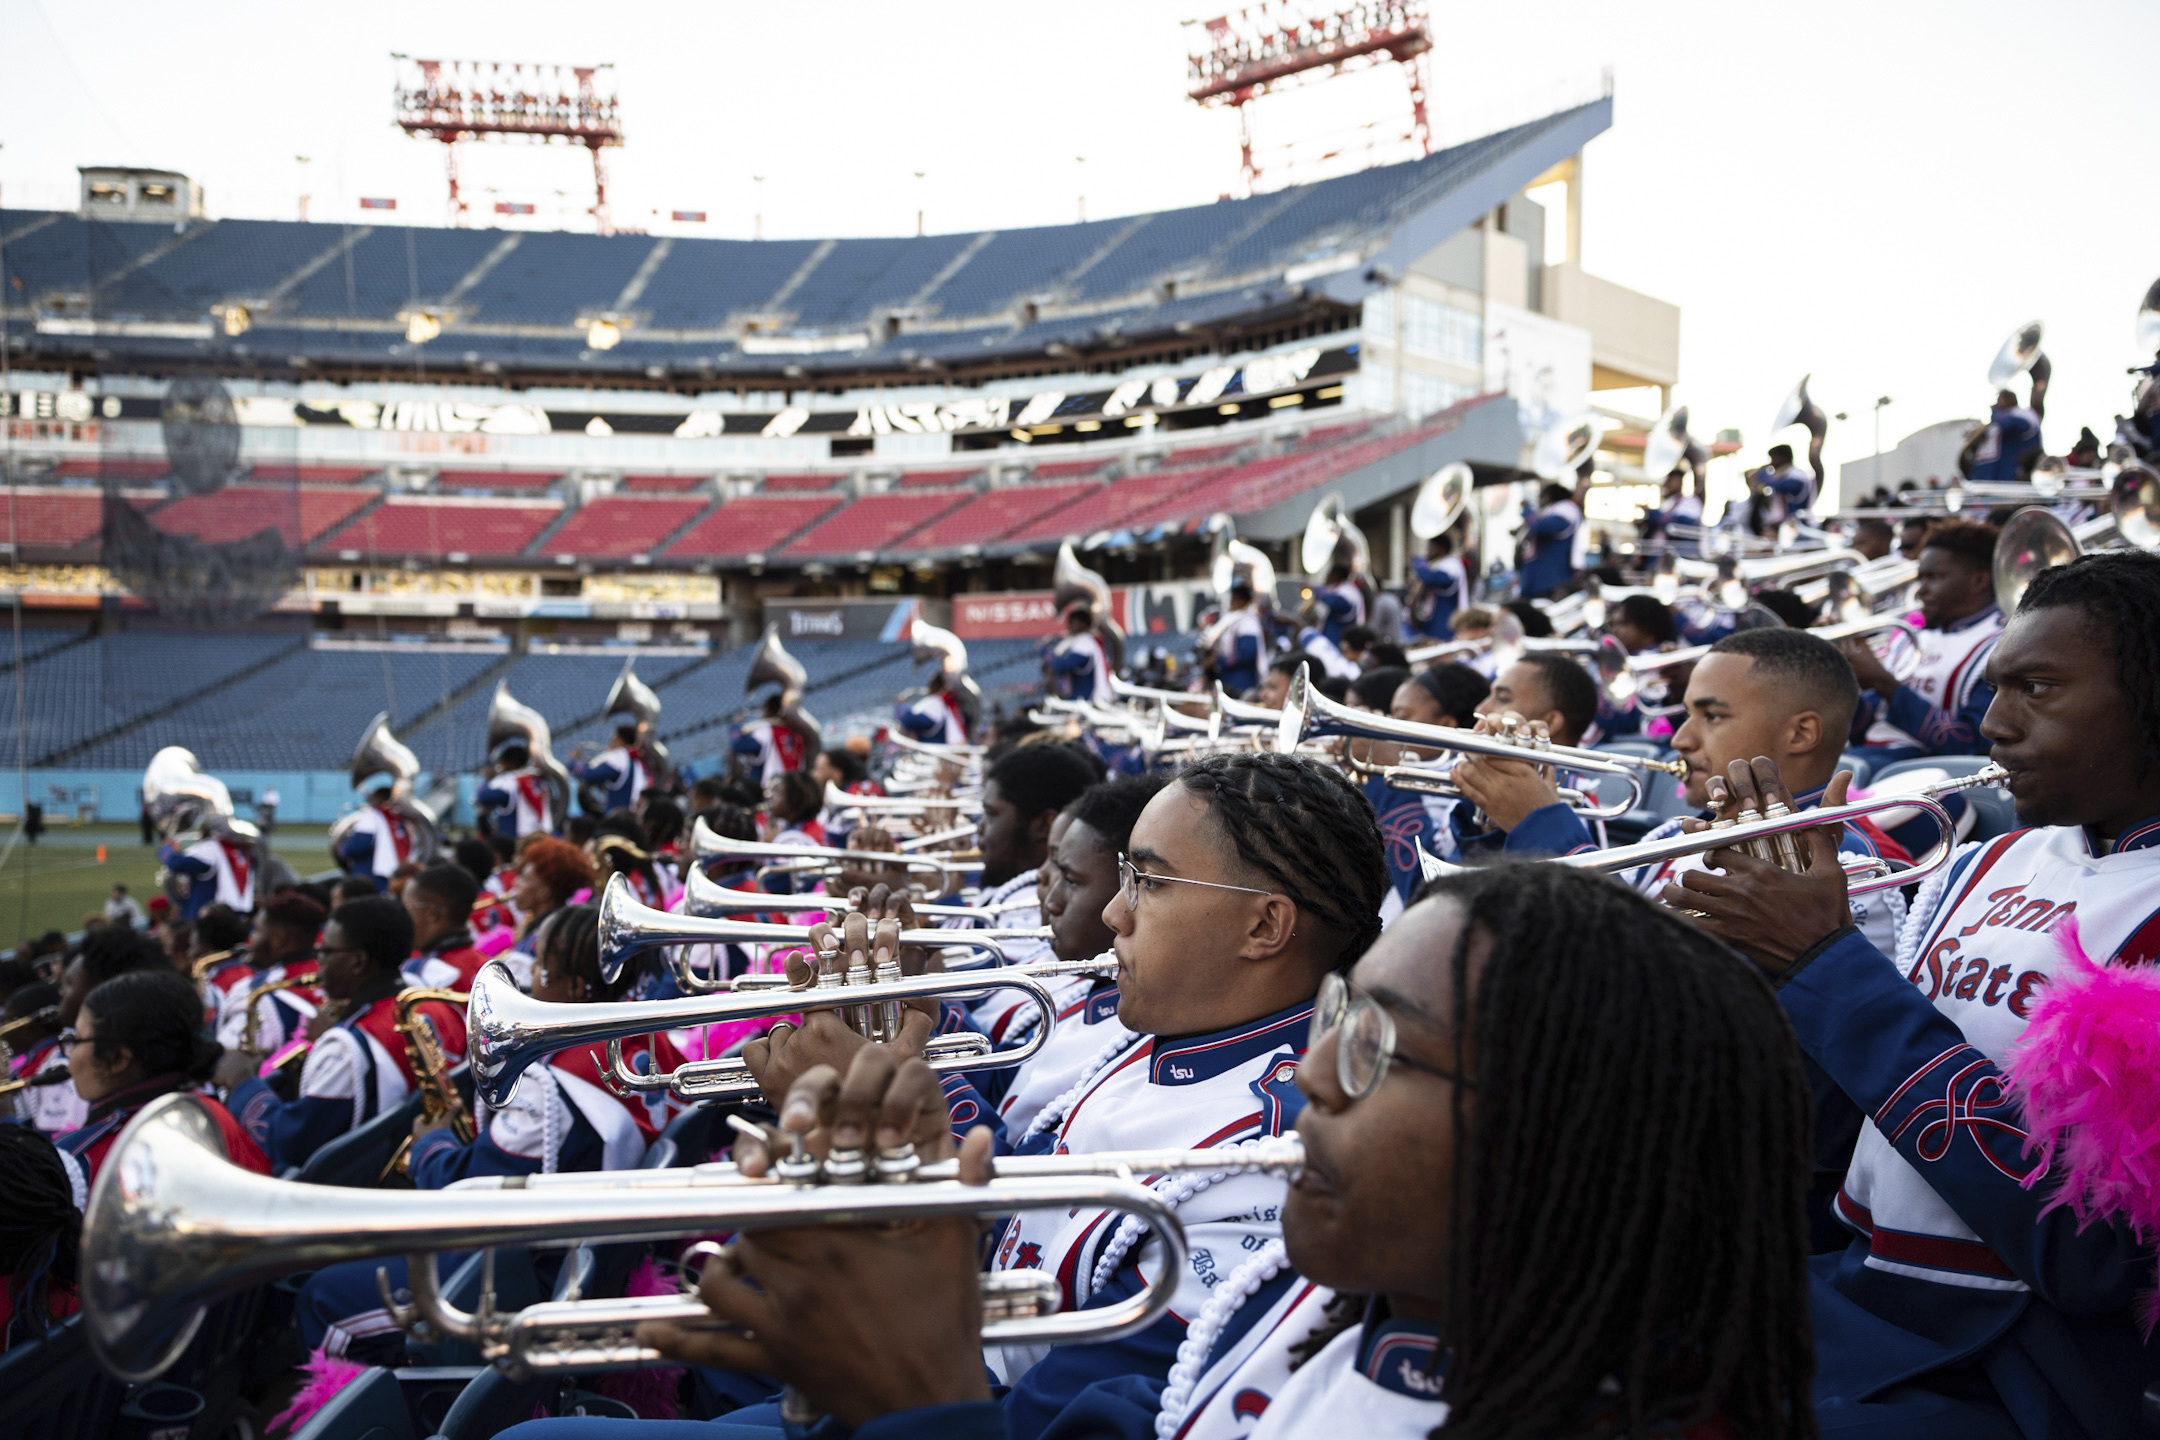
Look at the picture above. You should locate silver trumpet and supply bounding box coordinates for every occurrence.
[679,867,1034,926]
[1275,664,1679,815]
[821,781,983,819]
[82,1092,1304,1383]
[1509,763,2010,900]
[690,815,978,886]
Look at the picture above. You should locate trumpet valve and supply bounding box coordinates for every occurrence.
[823,1146,868,1184]
[775,1131,820,1184]
[874,1142,921,1180]
[982,1270,1065,1323]
[1759,801,1806,872]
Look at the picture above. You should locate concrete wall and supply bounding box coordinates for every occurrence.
[0,770,479,828]
[1540,263,1681,391]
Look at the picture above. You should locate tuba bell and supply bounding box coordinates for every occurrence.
[603,658,671,786]
[142,747,249,848]
[1531,410,1608,482]
[747,624,808,703]
[486,681,573,825]
[331,713,440,866]
[1988,319,2049,395]
[1770,375,1831,494]
[1052,541,1124,671]
[1643,403,1704,483]
[1299,493,1370,579]
[1203,513,1277,600]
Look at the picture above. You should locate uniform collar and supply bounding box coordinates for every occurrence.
[423,928,475,957]
[1935,603,2000,635]
[1355,1303,1447,1400]
[82,1071,198,1127]
[1147,998,1312,1087]
[2105,814,2160,855]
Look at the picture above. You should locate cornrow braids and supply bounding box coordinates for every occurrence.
[2018,549,2160,768]
[1418,863,1815,1440]
[1170,752,1386,968]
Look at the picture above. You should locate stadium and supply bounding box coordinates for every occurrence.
[1,75,1681,817]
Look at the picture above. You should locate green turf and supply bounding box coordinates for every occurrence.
[0,825,340,948]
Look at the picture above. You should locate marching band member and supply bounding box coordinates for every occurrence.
[333,774,418,890]
[734,694,818,783]
[57,970,269,1193]
[0,1126,80,1347]
[814,744,883,841]
[895,668,972,747]
[1516,482,1581,600]
[1851,516,1896,562]
[33,930,169,1137]
[1596,593,1681,740]
[1848,518,2003,762]
[501,837,596,989]
[1449,651,1605,856]
[187,902,253,1014]
[1254,651,1317,711]
[596,814,676,909]
[1043,605,1111,704]
[1205,580,1267,696]
[1962,388,2045,481]
[1360,663,1488,922]
[573,714,655,812]
[1752,441,1817,524]
[1640,465,1705,559]
[212,892,327,1060]
[1662,551,2160,1436]
[626,864,1816,1440]
[292,905,679,1363]
[398,863,490,990]
[159,818,255,919]
[709,752,1385,1440]
[219,897,466,1173]
[1407,533,1468,639]
[474,737,554,838]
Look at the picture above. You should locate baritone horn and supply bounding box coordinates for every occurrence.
[83,1092,1302,1382]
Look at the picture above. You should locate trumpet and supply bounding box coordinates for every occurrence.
[1541,764,2010,898]
[678,865,1039,926]
[884,732,985,760]
[690,816,977,887]
[820,782,983,819]
[83,1093,1303,1383]
[1275,664,1682,798]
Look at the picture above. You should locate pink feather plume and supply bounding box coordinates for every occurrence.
[2003,916,2160,1334]
[266,1348,371,1435]
[591,1256,686,1418]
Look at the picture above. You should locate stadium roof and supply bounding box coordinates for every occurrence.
[1,98,1609,389]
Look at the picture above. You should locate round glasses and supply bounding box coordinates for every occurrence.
[1314,971,1470,1100]
[1116,853,1275,913]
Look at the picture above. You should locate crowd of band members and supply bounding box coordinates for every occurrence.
[1,480,2157,1436]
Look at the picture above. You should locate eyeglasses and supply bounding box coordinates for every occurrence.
[1314,971,1471,1100]
[1117,853,1277,912]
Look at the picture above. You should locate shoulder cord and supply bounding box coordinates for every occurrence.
[1017,1029,1147,1144]
[1892,842,1963,971]
[541,1065,563,1175]
[1153,1238,1293,1440]
[1085,1136,1288,1303]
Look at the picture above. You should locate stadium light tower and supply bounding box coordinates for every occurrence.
[392,56,625,232]
[1186,1,1432,195]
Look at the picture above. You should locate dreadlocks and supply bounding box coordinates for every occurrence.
[1170,752,1387,968]
[0,1125,78,1348]
[2019,549,2160,768]
[1428,862,1815,1440]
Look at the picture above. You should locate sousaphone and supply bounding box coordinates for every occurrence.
[1643,403,1705,483]
[1300,493,1370,579]
[331,713,441,865]
[744,624,822,760]
[1203,513,1277,600]
[1052,542,1124,671]
[1770,375,1831,489]
[603,659,671,785]
[1531,410,1608,482]
[1987,319,2050,397]
[485,682,573,824]
[910,617,982,731]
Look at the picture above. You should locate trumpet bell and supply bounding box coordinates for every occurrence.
[2114,461,2160,550]
[1410,462,1474,540]
[1993,506,2080,615]
[1988,320,2046,390]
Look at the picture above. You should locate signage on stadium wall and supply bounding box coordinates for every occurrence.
[951,580,1222,640]
[184,345,1358,441]
[762,597,927,643]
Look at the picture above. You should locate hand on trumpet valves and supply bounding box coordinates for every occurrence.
[1447,712,1568,833]
[637,1049,995,1426]
[740,912,943,1108]
[1659,757,1856,971]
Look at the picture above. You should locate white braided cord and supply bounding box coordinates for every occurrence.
[1153,1238,1292,1440]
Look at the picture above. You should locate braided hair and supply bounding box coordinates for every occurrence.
[0,1125,79,1347]
[2019,549,2160,768]
[1168,752,1386,968]
[1422,863,1814,1440]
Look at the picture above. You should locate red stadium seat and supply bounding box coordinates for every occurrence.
[758,474,843,493]
[779,491,970,559]
[537,496,710,559]
[618,474,709,493]
[902,481,1102,552]
[148,486,378,549]
[433,469,562,491]
[662,496,845,560]
[319,497,561,558]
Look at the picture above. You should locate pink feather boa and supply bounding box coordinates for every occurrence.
[592,1255,686,1418]
[2003,917,2160,1335]
[266,1349,371,1435]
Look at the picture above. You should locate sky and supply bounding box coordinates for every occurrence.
[4,0,2158,483]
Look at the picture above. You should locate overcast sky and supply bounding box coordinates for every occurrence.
[5,0,2157,480]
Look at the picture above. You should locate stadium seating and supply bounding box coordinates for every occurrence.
[248,465,379,485]
[409,650,711,772]
[758,474,843,493]
[147,485,377,549]
[0,632,305,766]
[320,497,561,559]
[537,496,710,560]
[1005,467,1228,543]
[900,481,1101,553]
[663,496,843,561]
[779,491,970,560]
[434,470,562,492]
[4,487,116,549]
[618,474,709,493]
[51,459,169,481]
[896,468,982,489]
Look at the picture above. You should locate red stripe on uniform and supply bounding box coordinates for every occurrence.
[1868,1226,2018,1279]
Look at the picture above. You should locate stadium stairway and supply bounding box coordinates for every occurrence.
[520,502,582,557]
[36,634,312,767]
[305,490,387,555]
